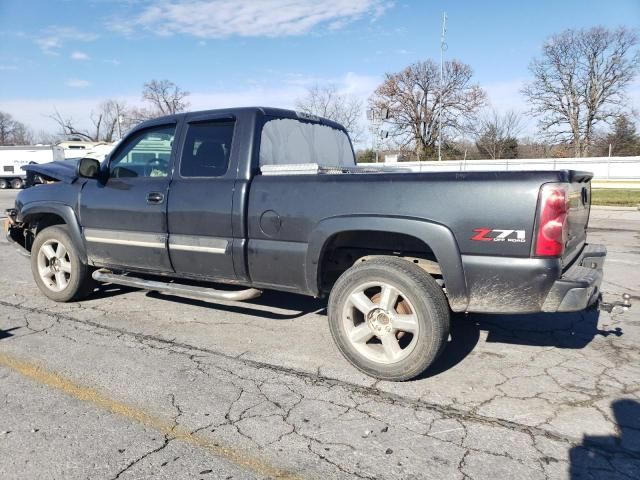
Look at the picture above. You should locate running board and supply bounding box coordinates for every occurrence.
[92,269,262,302]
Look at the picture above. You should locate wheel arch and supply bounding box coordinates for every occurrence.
[306,215,468,311]
[21,202,87,263]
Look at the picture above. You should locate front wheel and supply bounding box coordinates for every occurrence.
[328,256,450,381]
[30,225,95,302]
[10,178,24,189]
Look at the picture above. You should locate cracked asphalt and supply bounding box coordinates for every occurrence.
[0,189,639,479]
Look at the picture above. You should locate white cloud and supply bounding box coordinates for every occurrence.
[0,97,105,134]
[35,27,99,54]
[0,72,381,142]
[0,65,17,71]
[114,0,392,38]
[338,71,380,98]
[103,58,121,66]
[483,79,537,136]
[0,88,303,136]
[187,71,380,118]
[65,79,91,88]
[71,51,90,61]
[0,95,142,135]
[187,74,380,148]
[483,79,527,112]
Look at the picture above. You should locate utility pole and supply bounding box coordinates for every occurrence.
[438,11,447,162]
[366,108,389,163]
[367,109,379,162]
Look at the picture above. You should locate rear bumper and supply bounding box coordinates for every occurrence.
[541,244,605,312]
[460,244,606,314]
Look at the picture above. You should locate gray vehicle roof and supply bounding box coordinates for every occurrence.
[135,107,348,133]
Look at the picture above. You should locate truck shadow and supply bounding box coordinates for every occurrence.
[86,283,623,376]
[142,288,621,377]
[145,289,327,321]
[569,399,640,479]
[86,279,326,320]
[426,309,622,377]
[88,284,138,299]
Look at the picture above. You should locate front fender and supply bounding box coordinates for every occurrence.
[20,202,87,263]
[305,215,468,311]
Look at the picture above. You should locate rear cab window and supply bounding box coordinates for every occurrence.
[259,117,355,168]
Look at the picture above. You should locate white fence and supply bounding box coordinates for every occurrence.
[368,156,640,188]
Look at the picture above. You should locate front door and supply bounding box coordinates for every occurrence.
[166,115,237,280]
[79,123,177,273]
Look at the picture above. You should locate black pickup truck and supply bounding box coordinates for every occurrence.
[5,107,608,380]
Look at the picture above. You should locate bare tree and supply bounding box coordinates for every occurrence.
[50,99,129,142]
[50,110,94,141]
[91,99,129,142]
[0,111,33,145]
[0,111,16,145]
[474,109,522,159]
[48,80,189,143]
[522,26,640,157]
[295,84,364,143]
[369,59,486,160]
[33,130,60,145]
[518,137,553,159]
[136,79,190,120]
[10,122,34,145]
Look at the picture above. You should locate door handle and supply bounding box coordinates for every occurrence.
[147,192,165,204]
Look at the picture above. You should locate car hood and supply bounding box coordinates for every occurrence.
[22,160,79,184]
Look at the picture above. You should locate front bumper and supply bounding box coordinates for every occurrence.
[3,212,30,257]
[460,243,606,314]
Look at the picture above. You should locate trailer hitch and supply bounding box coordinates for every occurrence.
[599,293,632,314]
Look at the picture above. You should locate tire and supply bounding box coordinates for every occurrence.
[10,178,24,189]
[0,179,8,189]
[328,256,450,381]
[30,225,95,302]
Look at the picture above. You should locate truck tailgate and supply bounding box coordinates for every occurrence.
[563,171,592,267]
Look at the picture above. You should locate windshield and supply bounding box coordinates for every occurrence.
[259,117,355,168]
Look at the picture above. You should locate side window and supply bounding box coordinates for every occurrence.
[180,121,234,177]
[109,125,175,178]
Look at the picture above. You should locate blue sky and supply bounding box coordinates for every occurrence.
[0,0,639,138]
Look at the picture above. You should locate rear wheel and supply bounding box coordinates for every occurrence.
[328,256,450,381]
[10,178,24,189]
[0,179,8,189]
[31,225,95,302]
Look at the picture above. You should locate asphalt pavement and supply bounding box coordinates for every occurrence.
[0,188,639,479]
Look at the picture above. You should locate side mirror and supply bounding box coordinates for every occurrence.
[77,157,101,179]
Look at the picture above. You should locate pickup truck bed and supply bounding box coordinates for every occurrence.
[248,168,594,311]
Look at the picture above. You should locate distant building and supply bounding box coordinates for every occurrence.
[56,140,112,159]
[383,151,408,163]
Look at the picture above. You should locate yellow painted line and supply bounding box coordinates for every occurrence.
[0,352,302,480]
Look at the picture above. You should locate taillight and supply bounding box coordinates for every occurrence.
[535,183,569,257]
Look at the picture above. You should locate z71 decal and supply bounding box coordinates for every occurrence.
[471,228,526,243]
